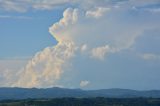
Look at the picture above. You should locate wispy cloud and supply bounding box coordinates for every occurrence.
[0,56,32,60]
[0,59,28,87]
[91,45,111,60]
[0,0,71,12]
[0,0,28,12]
[132,2,160,13]
[0,0,160,12]
[80,80,90,87]
[0,15,32,19]
[86,7,110,18]
[140,53,160,60]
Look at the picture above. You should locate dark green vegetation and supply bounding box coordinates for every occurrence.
[1,87,160,106]
[0,98,160,106]
[0,87,160,100]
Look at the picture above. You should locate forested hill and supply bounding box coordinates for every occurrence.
[0,87,160,100]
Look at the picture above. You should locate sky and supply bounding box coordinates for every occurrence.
[0,0,160,90]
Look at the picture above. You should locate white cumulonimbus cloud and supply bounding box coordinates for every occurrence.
[13,42,75,88]
[49,6,157,60]
[0,0,160,88]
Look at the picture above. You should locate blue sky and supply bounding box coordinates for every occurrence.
[0,10,63,58]
[0,0,160,90]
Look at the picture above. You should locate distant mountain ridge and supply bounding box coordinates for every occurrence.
[0,87,160,100]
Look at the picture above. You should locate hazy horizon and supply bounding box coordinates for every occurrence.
[0,0,160,90]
